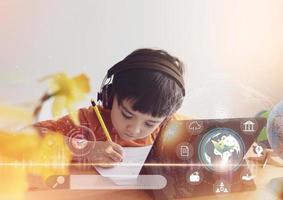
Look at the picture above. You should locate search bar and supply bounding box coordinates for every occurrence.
[47,175,167,190]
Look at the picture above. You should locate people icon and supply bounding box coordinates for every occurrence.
[215,182,228,193]
[214,180,231,194]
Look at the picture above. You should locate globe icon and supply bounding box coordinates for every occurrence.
[198,128,245,173]
[267,101,283,160]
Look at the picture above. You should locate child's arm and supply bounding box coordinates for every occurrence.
[32,108,124,167]
[86,141,123,168]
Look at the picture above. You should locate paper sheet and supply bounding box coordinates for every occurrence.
[95,145,152,185]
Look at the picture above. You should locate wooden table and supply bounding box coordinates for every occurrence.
[26,161,283,200]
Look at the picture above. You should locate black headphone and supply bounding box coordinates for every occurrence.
[97,50,185,109]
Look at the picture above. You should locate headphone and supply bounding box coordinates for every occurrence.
[97,50,185,109]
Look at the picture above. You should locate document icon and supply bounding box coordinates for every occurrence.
[181,145,190,157]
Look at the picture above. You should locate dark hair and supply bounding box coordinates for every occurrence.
[112,48,185,117]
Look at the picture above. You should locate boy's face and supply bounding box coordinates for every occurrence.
[110,96,166,141]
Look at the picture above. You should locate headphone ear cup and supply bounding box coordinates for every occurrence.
[98,84,113,109]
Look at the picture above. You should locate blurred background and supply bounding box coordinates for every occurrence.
[0,0,282,120]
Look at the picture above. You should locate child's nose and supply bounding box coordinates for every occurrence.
[126,123,141,136]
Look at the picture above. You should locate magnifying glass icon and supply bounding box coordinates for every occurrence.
[52,176,65,189]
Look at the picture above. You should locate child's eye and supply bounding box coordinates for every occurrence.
[121,111,132,119]
[145,122,155,128]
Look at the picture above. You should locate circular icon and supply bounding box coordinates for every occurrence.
[254,145,263,155]
[71,134,88,150]
[186,169,204,185]
[186,121,204,135]
[66,125,96,157]
[240,119,258,135]
[213,179,231,194]
[176,142,194,160]
[252,142,267,158]
[52,176,65,189]
[198,128,245,173]
[240,169,255,186]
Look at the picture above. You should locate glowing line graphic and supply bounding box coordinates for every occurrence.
[0,162,259,167]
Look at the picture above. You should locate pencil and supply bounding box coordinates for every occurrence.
[91,99,112,142]
[262,152,269,168]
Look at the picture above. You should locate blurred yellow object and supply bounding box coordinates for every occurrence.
[0,167,27,200]
[0,129,71,200]
[0,105,72,200]
[0,129,39,159]
[46,73,90,125]
[28,132,71,179]
[0,105,33,129]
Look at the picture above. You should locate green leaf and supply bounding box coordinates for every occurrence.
[257,127,268,142]
[223,145,234,152]
[256,110,270,142]
[212,140,223,152]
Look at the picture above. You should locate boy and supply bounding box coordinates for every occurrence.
[34,48,186,166]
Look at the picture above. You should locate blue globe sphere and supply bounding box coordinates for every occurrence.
[267,101,283,159]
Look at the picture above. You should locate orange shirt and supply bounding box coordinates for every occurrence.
[33,106,187,147]
[33,106,160,147]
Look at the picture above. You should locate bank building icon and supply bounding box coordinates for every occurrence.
[243,120,256,132]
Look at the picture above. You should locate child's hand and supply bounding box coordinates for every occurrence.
[87,141,124,168]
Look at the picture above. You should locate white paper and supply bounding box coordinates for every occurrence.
[95,145,152,185]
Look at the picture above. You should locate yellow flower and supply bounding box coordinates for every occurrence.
[0,105,72,200]
[47,73,90,125]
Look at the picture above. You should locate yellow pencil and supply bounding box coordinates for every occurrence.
[262,151,270,168]
[91,99,112,142]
